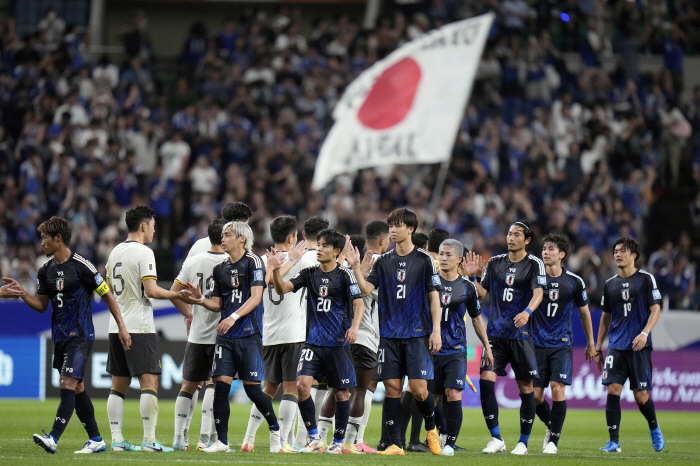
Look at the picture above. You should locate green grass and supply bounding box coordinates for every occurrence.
[0,399,697,465]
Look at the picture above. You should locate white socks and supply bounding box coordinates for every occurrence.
[318,416,333,443]
[200,386,215,442]
[356,390,374,444]
[185,388,199,440]
[174,395,191,441]
[345,415,363,445]
[107,392,125,443]
[140,390,159,444]
[244,404,265,444]
[279,395,298,447]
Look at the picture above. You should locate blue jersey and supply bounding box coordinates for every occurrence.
[367,247,441,339]
[37,253,109,342]
[532,269,588,348]
[437,276,480,356]
[211,252,265,339]
[481,253,546,340]
[602,270,662,350]
[290,264,362,347]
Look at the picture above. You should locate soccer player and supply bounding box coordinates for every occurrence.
[595,237,664,453]
[267,228,364,454]
[169,218,227,450]
[532,233,597,454]
[105,205,192,453]
[1,217,130,454]
[348,207,443,456]
[466,221,545,455]
[293,215,329,446]
[183,221,282,453]
[240,215,315,452]
[187,201,252,258]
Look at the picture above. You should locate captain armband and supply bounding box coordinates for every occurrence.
[95,281,110,296]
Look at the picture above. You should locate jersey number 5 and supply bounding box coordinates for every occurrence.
[112,262,125,296]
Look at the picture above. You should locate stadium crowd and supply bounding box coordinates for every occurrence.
[0,0,699,309]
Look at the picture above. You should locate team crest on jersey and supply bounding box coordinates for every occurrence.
[397,269,406,282]
[621,289,629,301]
[549,289,559,301]
[319,285,328,297]
[506,273,515,286]
[231,272,239,288]
[442,293,452,305]
[56,278,64,291]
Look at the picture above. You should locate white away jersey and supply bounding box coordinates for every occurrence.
[175,251,227,344]
[106,241,158,334]
[187,237,212,259]
[262,251,317,345]
[348,253,380,353]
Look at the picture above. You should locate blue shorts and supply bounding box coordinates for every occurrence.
[377,337,433,381]
[296,344,356,389]
[602,348,653,391]
[481,337,538,380]
[534,346,573,387]
[430,351,467,394]
[53,339,93,381]
[212,334,264,381]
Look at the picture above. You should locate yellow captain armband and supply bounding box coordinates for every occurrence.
[95,281,110,296]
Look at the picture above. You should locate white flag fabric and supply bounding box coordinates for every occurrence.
[312,13,495,191]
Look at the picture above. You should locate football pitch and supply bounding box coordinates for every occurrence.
[0,399,697,465]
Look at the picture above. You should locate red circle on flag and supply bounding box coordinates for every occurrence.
[357,57,421,130]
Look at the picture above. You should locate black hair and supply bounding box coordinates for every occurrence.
[613,237,640,260]
[387,207,418,232]
[304,216,330,239]
[38,216,72,245]
[208,218,227,245]
[542,232,570,258]
[270,215,297,245]
[317,229,345,257]
[428,228,450,254]
[365,221,389,241]
[412,232,429,250]
[221,202,252,222]
[349,234,366,257]
[125,205,156,232]
[510,220,534,242]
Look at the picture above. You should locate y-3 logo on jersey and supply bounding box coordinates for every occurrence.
[397,269,406,282]
[442,293,452,305]
[506,273,515,286]
[56,278,64,291]
[319,285,328,297]
[621,289,629,301]
[549,289,559,301]
[57,270,64,276]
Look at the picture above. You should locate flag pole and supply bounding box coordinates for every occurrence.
[425,160,450,230]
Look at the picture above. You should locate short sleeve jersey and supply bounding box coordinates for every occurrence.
[211,252,265,339]
[106,241,158,334]
[37,253,109,342]
[532,269,588,348]
[366,247,441,339]
[175,251,227,344]
[261,251,317,346]
[437,276,481,355]
[601,269,662,350]
[187,237,212,259]
[290,264,362,347]
[481,253,546,340]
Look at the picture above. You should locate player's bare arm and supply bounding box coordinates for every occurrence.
[142,278,192,302]
[344,237,375,296]
[180,282,222,312]
[429,290,442,354]
[169,282,194,331]
[345,298,365,345]
[472,315,493,369]
[595,312,612,371]
[513,288,544,328]
[578,304,597,361]
[2,277,49,312]
[102,290,132,350]
[265,240,307,284]
[632,304,661,351]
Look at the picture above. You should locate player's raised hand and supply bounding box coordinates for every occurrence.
[360,251,376,278]
[266,248,284,270]
[463,252,483,278]
[179,283,202,304]
[288,240,307,263]
[344,236,360,266]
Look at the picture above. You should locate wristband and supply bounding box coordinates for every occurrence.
[524,307,532,315]
[470,276,477,282]
[198,295,205,304]
[231,313,240,321]
[640,331,648,337]
[595,350,603,355]
[290,258,297,265]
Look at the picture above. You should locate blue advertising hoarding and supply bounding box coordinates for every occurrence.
[0,338,45,400]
